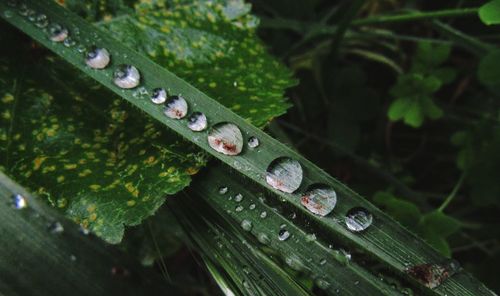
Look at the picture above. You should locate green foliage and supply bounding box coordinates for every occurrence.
[102,0,295,127]
[479,0,500,25]
[388,42,456,128]
[478,50,500,86]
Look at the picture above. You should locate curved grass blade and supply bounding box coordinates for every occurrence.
[0,1,495,295]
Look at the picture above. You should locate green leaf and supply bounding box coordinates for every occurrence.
[478,50,500,86]
[421,96,444,120]
[101,0,295,127]
[433,67,457,84]
[415,42,452,68]
[479,0,500,25]
[417,211,461,257]
[388,97,411,121]
[421,76,442,94]
[0,0,293,243]
[373,191,421,229]
[403,100,424,128]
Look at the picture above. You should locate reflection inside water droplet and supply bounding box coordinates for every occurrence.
[34,14,48,28]
[218,186,228,194]
[63,37,76,47]
[187,112,207,131]
[48,23,69,42]
[85,47,110,69]
[113,64,140,89]
[234,193,243,202]
[235,205,243,212]
[12,194,27,209]
[300,185,337,216]
[241,219,252,231]
[265,157,303,193]
[48,221,64,234]
[207,122,243,156]
[260,211,267,218]
[278,229,290,241]
[164,95,188,119]
[151,88,167,104]
[345,207,373,232]
[247,136,259,148]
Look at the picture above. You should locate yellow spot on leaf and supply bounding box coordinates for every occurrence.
[89,184,101,191]
[33,156,47,170]
[126,200,136,206]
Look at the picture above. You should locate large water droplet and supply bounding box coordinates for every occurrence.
[278,229,290,241]
[85,47,110,69]
[164,95,188,119]
[300,185,337,216]
[34,14,48,28]
[207,123,243,156]
[345,207,373,232]
[12,194,27,209]
[234,193,243,202]
[240,219,252,231]
[265,157,303,193]
[48,221,64,234]
[151,88,167,104]
[187,112,207,131]
[247,136,260,148]
[113,64,140,89]
[48,23,69,42]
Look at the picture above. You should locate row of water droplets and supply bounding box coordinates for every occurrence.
[6,0,369,229]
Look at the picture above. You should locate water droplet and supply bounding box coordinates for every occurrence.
[79,225,90,235]
[235,205,244,212]
[319,258,327,265]
[207,122,243,156]
[240,219,252,231]
[34,14,48,28]
[70,254,77,262]
[300,185,337,216]
[18,4,29,16]
[3,10,13,18]
[285,255,304,271]
[26,9,35,21]
[257,233,270,245]
[85,47,110,69]
[63,37,76,47]
[305,233,317,242]
[278,229,290,241]
[260,211,267,218]
[164,95,188,119]
[76,44,86,53]
[48,23,69,42]
[340,249,352,261]
[113,65,140,89]
[11,194,27,209]
[218,186,228,194]
[187,112,207,131]
[249,204,256,210]
[316,278,331,290]
[151,88,167,104]
[247,136,259,148]
[234,193,243,202]
[48,221,64,234]
[265,157,303,193]
[345,207,373,232]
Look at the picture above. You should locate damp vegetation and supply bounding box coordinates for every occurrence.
[1,0,500,295]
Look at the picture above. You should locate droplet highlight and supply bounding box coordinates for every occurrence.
[240,219,253,231]
[300,185,337,216]
[85,47,110,69]
[345,207,373,232]
[207,122,244,156]
[265,157,303,193]
[113,64,140,89]
[12,194,27,209]
[247,136,260,148]
[218,186,228,194]
[278,229,290,241]
[187,112,207,131]
[48,23,69,42]
[164,95,188,119]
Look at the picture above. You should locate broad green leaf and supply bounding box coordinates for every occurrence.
[373,191,421,229]
[421,96,444,120]
[477,50,500,86]
[414,42,452,68]
[101,0,295,128]
[388,97,411,121]
[479,0,500,25]
[403,99,424,127]
[0,0,293,243]
[417,211,461,257]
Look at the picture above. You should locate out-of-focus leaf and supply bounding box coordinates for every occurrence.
[417,211,461,257]
[479,0,500,25]
[478,50,500,86]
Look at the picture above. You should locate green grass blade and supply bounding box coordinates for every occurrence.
[0,171,176,296]
[0,1,496,295]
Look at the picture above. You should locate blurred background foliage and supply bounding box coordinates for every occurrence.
[5,0,500,294]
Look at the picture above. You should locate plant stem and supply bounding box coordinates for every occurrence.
[329,0,366,61]
[352,7,478,26]
[438,171,467,212]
